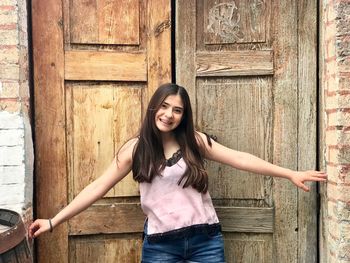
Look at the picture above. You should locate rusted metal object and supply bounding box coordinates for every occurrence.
[0,209,32,262]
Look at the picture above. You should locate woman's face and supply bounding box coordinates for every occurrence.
[155,94,184,133]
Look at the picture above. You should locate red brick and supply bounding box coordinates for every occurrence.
[327,164,350,184]
[0,98,20,112]
[0,6,16,11]
[0,24,16,30]
[326,55,337,63]
[327,111,350,127]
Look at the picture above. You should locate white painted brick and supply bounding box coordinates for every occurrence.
[0,204,24,215]
[0,111,23,128]
[0,146,23,165]
[0,129,23,146]
[0,29,18,45]
[0,184,24,204]
[0,13,18,25]
[0,0,18,6]
[0,165,24,184]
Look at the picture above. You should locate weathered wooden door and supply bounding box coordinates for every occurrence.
[176,0,318,262]
[32,0,170,262]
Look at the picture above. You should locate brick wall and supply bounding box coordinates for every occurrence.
[0,0,33,225]
[321,0,350,262]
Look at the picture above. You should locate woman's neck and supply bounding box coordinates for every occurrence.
[161,132,180,158]
[161,131,175,143]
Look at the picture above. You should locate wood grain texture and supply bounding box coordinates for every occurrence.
[176,1,276,262]
[66,84,115,200]
[297,0,318,262]
[69,0,140,44]
[196,0,272,52]
[32,0,68,262]
[196,50,273,76]
[65,51,147,81]
[146,0,171,109]
[69,235,142,263]
[66,84,141,200]
[204,0,267,44]
[217,207,274,233]
[112,86,142,197]
[224,236,272,263]
[98,0,140,45]
[318,1,327,262]
[197,78,273,199]
[34,0,171,262]
[69,0,98,44]
[69,203,145,235]
[176,0,196,112]
[272,0,299,262]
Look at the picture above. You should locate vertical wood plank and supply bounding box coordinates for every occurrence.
[98,0,140,44]
[223,233,273,263]
[272,0,298,262]
[197,78,272,199]
[32,0,68,262]
[318,1,328,262]
[70,0,98,44]
[203,0,266,44]
[146,0,171,108]
[112,86,142,197]
[176,0,196,118]
[297,0,318,262]
[70,236,142,263]
[67,85,115,200]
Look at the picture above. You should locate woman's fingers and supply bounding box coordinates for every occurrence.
[28,219,49,239]
[305,171,327,181]
[298,182,310,192]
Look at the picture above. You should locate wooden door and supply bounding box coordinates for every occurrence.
[177,0,317,262]
[32,0,170,262]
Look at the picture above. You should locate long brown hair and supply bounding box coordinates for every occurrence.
[132,83,209,193]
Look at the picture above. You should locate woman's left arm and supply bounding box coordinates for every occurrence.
[196,132,327,192]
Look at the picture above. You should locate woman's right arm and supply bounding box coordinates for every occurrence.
[28,138,137,238]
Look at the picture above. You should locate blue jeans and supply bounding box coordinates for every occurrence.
[141,223,226,263]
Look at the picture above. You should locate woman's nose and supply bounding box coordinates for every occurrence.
[165,108,173,118]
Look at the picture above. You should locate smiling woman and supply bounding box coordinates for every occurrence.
[155,95,184,133]
[29,83,327,263]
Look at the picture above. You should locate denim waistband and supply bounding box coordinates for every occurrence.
[144,222,222,243]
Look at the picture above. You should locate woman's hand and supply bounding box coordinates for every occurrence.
[289,171,327,192]
[28,219,51,239]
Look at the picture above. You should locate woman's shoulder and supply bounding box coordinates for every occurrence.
[195,131,216,148]
[117,137,139,160]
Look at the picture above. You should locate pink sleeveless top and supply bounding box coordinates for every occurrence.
[139,157,219,237]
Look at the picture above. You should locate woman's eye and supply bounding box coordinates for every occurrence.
[161,104,167,108]
[174,109,182,114]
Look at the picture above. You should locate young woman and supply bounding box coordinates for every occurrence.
[29,83,327,263]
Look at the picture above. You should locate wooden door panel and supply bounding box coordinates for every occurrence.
[197,78,273,199]
[66,84,141,199]
[69,236,142,263]
[33,0,170,261]
[177,0,317,262]
[196,51,274,77]
[69,203,144,235]
[65,51,147,81]
[224,234,273,263]
[203,0,267,44]
[69,0,140,45]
